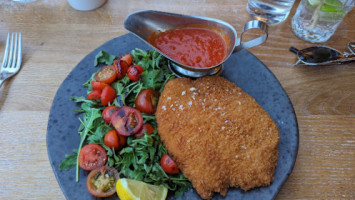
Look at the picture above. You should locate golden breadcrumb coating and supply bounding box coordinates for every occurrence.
[156,76,279,199]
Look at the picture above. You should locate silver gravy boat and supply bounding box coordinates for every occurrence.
[124,10,268,78]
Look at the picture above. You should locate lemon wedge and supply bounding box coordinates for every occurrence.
[116,178,168,200]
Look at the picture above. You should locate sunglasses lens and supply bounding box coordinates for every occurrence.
[298,47,341,64]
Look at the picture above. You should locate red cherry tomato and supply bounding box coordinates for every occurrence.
[160,154,179,174]
[111,106,143,136]
[135,123,155,138]
[127,65,143,82]
[113,59,128,79]
[135,89,159,113]
[101,85,116,106]
[88,90,102,101]
[79,144,107,171]
[94,65,117,84]
[86,166,119,197]
[118,134,127,147]
[91,81,108,91]
[120,53,132,66]
[104,130,120,150]
[102,105,119,124]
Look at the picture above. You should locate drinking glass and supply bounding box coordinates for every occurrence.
[247,0,296,24]
[67,0,107,11]
[291,0,354,43]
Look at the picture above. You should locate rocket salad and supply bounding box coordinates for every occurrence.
[59,49,192,198]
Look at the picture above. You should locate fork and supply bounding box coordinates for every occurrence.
[0,32,22,87]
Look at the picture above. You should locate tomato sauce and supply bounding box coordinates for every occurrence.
[151,27,227,68]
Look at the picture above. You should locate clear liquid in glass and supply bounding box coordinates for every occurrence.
[291,0,353,43]
[247,0,296,24]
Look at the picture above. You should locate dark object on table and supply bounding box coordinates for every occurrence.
[290,42,355,66]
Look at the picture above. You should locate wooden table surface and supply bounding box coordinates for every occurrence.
[0,0,354,199]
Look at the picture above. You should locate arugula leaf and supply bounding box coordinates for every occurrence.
[70,96,102,113]
[83,72,96,90]
[115,132,191,197]
[75,108,102,182]
[111,78,143,106]
[87,124,111,144]
[70,96,95,105]
[141,69,162,90]
[62,48,189,197]
[94,50,116,66]
[59,149,78,171]
[141,113,156,124]
[131,49,174,93]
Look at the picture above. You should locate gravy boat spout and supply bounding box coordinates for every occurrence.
[124,10,268,78]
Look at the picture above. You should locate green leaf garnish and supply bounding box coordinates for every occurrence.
[61,48,188,197]
[94,50,116,66]
[59,149,78,171]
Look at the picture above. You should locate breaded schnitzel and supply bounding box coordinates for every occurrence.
[155,76,279,199]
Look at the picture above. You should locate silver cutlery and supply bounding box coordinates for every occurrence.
[0,32,22,87]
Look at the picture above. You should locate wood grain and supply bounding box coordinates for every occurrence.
[278,116,355,199]
[0,0,354,199]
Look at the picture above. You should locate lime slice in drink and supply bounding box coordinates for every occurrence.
[319,4,346,22]
[307,0,322,7]
[324,0,343,7]
[321,4,344,12]
[308,0,344,8]
[321,0,344,12]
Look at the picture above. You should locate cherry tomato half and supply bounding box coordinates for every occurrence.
[160,154,179,174]
[104,130,121,150]
[135,123,155,138]
[120,53,132,66]
[79,144,107,171]
[88,90,102,101]
[104,129,127,150]
[113,59,128,79]
[127,65,143,82]
[111,106,143,136]
[102,105,119,124]
[101,85,116,106]
[135,89,159,113]
[86,166,119,197]
[94,65,117,84]
[118,134,127,147]
[91,81,107,91]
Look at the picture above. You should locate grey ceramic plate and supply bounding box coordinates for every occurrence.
[47,33,298,200]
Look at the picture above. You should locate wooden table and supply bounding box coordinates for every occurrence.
[0,0,354,199]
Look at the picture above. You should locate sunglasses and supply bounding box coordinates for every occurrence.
[289,42,355,66]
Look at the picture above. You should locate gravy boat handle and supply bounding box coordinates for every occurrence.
[233,20,268,53]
